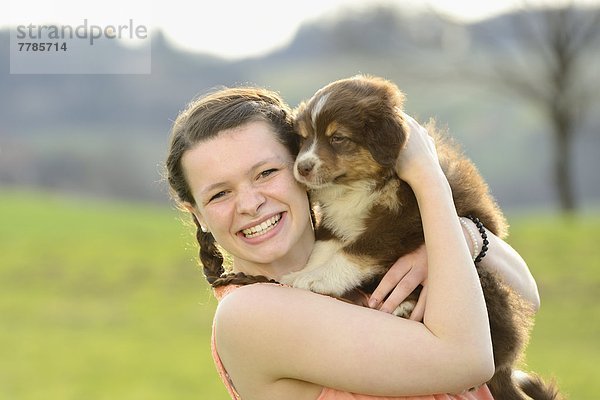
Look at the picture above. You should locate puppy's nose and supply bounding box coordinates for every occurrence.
[297,160,315,177]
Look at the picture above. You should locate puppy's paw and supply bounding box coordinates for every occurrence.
[280,270,345,296]
[393,299,417,318]
[304,276,345,296]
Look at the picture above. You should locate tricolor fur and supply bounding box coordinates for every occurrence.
[282,75,560,400]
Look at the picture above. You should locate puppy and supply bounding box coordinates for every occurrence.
[281,75,560,400]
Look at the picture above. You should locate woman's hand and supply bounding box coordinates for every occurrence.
[369,245,429,321]
[395,112,442,186]
[368,216,540,321]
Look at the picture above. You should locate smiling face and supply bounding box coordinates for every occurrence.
[181,120,314,278]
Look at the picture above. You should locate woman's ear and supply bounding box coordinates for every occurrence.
[183,202,209,233]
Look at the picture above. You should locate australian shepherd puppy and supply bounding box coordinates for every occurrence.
[281,75,559,400]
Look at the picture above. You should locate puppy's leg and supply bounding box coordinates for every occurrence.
[281,240,375,296]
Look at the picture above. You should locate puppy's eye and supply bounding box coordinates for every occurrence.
[330,135,348,145]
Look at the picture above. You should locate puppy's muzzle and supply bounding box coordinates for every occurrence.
[296,159,316,177]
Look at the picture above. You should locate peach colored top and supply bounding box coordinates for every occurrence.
[211,284,494,400]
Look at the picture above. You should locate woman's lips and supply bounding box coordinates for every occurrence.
[240,213,282,239]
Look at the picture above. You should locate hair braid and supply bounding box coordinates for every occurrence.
[192,215,225,285]
[192,215,279,288]
[213,272,280,287]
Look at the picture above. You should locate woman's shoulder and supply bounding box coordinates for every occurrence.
[214,282,346,347]
[213,283,332,398]
[216,282,312,321]
[217,282,290,304]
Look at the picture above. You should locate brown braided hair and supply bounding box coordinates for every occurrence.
[165,86,300,288]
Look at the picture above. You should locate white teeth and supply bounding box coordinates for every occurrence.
[242,214,281,238]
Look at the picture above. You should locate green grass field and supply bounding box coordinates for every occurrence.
[1,189,598,399]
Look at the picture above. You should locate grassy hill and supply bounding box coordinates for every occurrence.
[0,189,598,399]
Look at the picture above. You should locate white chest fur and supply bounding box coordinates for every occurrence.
[313,179,399,243]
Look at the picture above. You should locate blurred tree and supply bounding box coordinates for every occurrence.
[470,2,600,213]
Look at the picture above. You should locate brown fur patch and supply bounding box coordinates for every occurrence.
[324,121,340,137]
[296,119,310,139]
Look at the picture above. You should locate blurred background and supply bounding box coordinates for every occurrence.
[1,0,599,399]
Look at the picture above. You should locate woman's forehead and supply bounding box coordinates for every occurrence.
[182,121,291,188]
[201,121,287,159]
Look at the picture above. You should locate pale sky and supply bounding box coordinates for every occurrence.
[4,0,597,59]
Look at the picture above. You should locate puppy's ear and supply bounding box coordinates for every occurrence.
[292,101,310,138]
[355,78,408,168]
[363,104,407,168]
[293,101,307,121]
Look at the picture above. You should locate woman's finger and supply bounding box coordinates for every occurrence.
[379,273,421,314]
[370,245,428,309]
[409,284,427,321]
[368,261,411,308]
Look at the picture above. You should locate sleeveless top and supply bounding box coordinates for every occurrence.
[211,284,494,400]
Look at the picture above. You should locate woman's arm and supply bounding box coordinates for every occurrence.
[214,115,494,398]
[460,217,540,311]
[215,283,492,399]
[399,117,493,370]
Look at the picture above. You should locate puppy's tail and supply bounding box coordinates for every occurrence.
[513,370,564,400]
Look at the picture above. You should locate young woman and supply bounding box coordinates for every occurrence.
[165,86,539,400]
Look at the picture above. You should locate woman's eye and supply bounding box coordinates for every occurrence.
[209,191,227,202]
[259,168,277,178]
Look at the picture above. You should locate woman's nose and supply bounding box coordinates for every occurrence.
[236,186,266,215]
